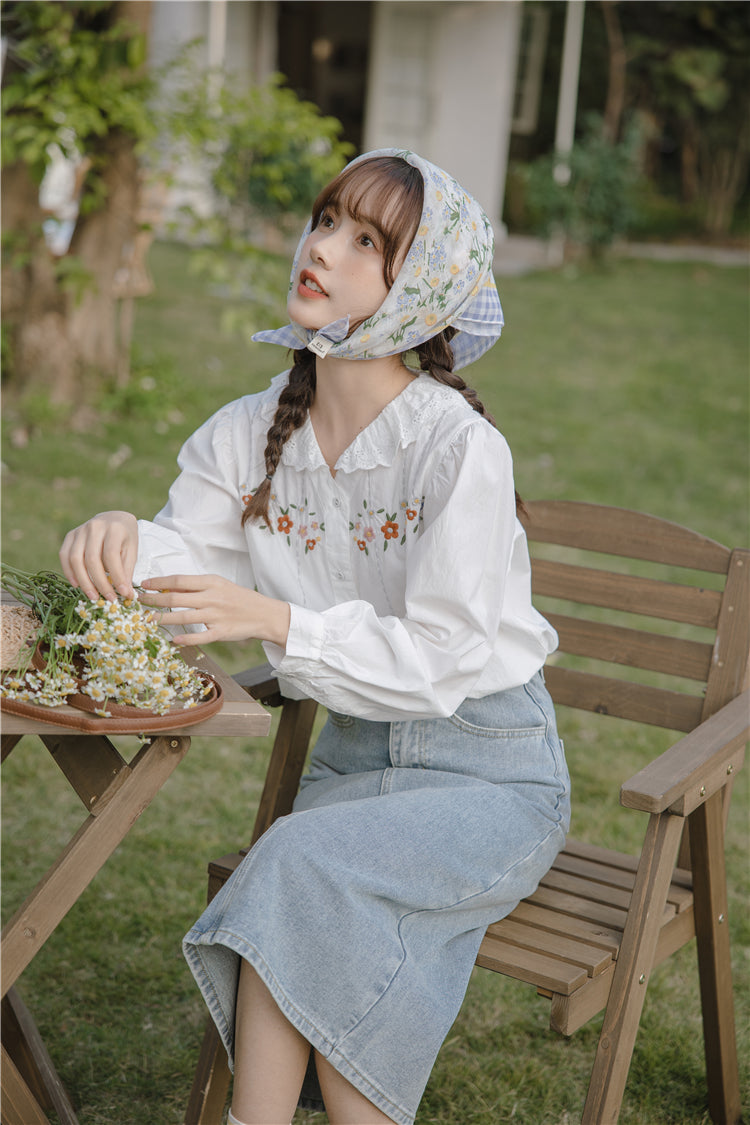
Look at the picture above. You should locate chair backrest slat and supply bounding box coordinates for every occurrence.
[546,613,714,682]
[520,502,749,733]
[524,501,731,573]
[543,666,704,731]
[531,559,722,629]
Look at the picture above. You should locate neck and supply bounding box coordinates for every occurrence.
[309,352,415,473]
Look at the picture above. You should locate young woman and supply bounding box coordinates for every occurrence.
[60,150,570,1125]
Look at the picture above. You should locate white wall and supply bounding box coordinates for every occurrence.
[364,0,522,231]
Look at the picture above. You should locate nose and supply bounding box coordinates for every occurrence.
[310,226,342,268]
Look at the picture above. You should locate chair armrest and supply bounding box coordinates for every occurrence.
[620,690,749,816]
[233,663,284,707]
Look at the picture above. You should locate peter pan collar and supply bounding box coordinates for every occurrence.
[277,374,466,474]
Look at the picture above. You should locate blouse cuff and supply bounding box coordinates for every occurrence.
[281,602,326,664]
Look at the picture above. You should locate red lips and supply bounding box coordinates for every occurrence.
[298,269,328,298]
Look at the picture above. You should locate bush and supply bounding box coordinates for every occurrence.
[160,66,353,341]
[523,114,643,256]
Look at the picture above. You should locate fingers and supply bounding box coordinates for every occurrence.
[140,575,249,644]
[167,628,214,647]
[136,577,289,647]
[138,575,213,609]
[140,574,215,594]
[59,512,138,601]
[138,576,217,637]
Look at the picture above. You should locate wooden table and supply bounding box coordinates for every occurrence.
[1,648,271,1125]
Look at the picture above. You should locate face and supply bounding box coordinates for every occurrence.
[287,203,393,332]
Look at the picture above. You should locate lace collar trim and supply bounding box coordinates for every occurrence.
[260,373,466,474]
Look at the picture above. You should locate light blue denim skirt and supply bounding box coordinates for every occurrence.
[183,670,570,1125]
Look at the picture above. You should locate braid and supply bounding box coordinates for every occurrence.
[242,349,316,528]
[414,329,526,517]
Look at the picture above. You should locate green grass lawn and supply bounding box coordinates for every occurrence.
[1,242,748,1124]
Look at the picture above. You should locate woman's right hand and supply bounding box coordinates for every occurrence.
[59,511,139,602]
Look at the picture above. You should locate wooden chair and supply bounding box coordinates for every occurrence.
[185,501,749,1125]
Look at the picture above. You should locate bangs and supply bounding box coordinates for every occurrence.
[311,156,424,286]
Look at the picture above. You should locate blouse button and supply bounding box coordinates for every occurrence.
[331,497,342,508]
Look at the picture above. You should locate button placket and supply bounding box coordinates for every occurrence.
[326,480,354,591]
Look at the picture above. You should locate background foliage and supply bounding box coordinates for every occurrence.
[510,0,750,243]
[0,0,351,404]
[523,112,643,255]
[1,0,152,189]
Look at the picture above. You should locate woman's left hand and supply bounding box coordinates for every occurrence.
[138,574,291,648]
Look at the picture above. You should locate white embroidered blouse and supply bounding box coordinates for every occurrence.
[135,372,557,721]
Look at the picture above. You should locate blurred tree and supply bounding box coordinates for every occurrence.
[162,66,352,345]
[622,0,750,235]
[1,0,153,408]
[1,2,351,415]
[600,1,627,143]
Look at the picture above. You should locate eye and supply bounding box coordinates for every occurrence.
[359,231,378,250]
[317,210,335,229]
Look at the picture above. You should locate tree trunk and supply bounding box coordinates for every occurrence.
[65,0,152,380]
[0,161,77,405]
[701,138,750,236]
[600,0,627,143]
[680,119,701,206]
[67,131,141,378]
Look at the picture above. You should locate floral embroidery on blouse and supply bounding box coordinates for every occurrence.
[241,492,325,554]
[350,497,424,555]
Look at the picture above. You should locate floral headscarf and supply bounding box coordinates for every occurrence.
[252,148,504,371]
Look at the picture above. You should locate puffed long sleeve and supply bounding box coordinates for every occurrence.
[134,404,259,591]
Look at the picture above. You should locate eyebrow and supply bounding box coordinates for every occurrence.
[323,199,387,244]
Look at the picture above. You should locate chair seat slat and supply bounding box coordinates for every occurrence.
[552,853,694,912]
[504,900,621,955]
[476,932,589,994]
[561,840,694,891]
[486,916,614,976]
[540,868,635,911]
[527,885,629,930]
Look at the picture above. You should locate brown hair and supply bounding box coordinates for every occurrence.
[412,329,526,517]
[243,158,522,527]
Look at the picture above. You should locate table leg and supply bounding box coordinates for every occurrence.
[1,735,21,763]
[2,734,191,998]
[2,988,78,1125]
[1,1044,51,1125]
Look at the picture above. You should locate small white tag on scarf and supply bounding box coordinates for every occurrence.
[308,333,334,358]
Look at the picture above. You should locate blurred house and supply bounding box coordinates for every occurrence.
[150,0,581,236]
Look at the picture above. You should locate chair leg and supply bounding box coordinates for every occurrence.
[689,792,741,1125]
[184,1019,231,1125]
[582,811,685,1125]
